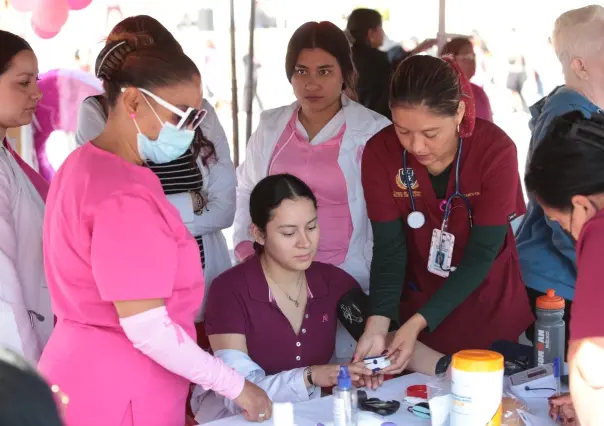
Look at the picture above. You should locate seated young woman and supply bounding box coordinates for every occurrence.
[191,174,446,422]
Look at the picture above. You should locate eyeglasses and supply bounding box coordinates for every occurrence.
[124,87,207,131]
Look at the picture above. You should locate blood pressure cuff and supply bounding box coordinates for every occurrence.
[336,288,399,341]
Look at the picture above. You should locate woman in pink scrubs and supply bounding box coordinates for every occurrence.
[39,25,271,426]
[233,21,390,359]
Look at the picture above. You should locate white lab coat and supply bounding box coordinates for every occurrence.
[233,95,390,358]
[234,95,390,291]
[0,143,52,363]
[75,97,235,320]
[191,349,320,423]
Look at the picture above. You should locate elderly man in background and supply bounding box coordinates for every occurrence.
[517,4,604,342]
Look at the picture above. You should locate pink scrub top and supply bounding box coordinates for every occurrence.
[39,143,205,426]
[2,139,48,200]
[269,110,353,266]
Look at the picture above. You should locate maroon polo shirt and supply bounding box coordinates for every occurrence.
[204,256,358,375]
[571,210,604,341]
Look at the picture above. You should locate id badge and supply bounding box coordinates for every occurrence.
[427,229,455,278]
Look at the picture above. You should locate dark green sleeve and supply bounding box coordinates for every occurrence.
[369,219,407,324]
[418,225,508,331]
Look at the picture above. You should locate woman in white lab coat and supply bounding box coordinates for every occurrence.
[75,16,235,330]
[0,30,53,362]
[233,21,390,360]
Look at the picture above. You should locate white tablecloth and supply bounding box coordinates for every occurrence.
[203,373,558,425]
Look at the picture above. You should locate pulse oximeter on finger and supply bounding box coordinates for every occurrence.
[363,355,391,372]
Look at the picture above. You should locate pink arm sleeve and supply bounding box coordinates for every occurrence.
[234,241,255,263]
[120,306,245,400]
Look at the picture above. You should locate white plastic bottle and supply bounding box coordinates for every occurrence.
[333,366,358,426]
[273,402,295,426]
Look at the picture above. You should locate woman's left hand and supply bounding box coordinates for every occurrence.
[382,314,427,375]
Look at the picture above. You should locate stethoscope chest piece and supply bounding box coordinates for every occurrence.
[407,211,425,229]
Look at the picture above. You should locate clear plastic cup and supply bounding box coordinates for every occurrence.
[427,378,452,426]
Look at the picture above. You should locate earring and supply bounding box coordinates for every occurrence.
[456,124,460,133]
[129,112,136,119]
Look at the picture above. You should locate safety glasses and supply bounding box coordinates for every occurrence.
[134,87,207,131]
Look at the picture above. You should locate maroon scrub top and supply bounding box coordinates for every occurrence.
[362,119,533,354]
[204,256,358,375]
[571,210,604,341]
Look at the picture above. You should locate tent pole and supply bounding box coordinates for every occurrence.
[245,0,256,143]
[437,0,446,52]
[229,0,240,167]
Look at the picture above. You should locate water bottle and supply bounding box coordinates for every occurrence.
[333,366,358,426]
[533,289,565,367]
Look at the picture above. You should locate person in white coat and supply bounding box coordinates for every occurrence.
[0,30,53,363]
[75,17,235,339]
[232,21,390,360]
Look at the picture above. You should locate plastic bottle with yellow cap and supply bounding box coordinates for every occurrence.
[533,288,565,367]
[451,349,504,426]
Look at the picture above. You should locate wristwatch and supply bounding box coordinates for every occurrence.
[435,355,452,375]
[305,366,314,386]
[191,191,204,215]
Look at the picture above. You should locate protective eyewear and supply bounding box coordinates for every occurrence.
[137,87,207,131]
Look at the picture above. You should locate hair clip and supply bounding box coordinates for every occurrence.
[96,40,128,78]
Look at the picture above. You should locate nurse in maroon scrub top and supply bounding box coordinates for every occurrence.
[354,55,534,371]
[525,112,604,426]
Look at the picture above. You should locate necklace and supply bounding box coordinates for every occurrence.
[262,260,305,307]
[275,273,304,307]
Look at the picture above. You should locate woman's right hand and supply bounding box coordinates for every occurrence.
[549,393,577,425]
[353,330,387,362]
[233,380,272,422]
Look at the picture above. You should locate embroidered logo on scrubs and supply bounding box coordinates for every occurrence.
[322,314,329,323]
[396,168,419,191]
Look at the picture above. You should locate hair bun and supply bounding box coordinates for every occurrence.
[95,32,156,81]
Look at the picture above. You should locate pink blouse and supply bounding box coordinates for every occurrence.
[268,110,353,266]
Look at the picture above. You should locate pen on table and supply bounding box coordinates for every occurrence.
[554,357,561,397]
[553,357,561,423]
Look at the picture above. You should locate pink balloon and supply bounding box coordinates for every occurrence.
[66,0,91,10]
[10,0,39,12]
[31,0,69,32]
[32,23,60,39]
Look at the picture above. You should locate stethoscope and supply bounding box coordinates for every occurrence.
[402,138,473,230]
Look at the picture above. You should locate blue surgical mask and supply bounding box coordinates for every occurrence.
[132,92,195,164]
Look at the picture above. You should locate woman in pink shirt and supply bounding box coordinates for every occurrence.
[441,38,493,122]
[233,22,390,360]
[0,30,53,364]
[39,26,271,426]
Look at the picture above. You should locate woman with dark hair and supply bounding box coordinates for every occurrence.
[354,55,533,372]
[525,112,604,426]
[441,37,493,122]
[75,16,236,335]
[39,21,271,426]
[233,21,391,361]
[346,8,435,119]
[0,30,52,363]
[193,174,446,422]
[0,348,64,426]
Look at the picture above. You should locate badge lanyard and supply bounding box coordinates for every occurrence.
[402,138,474,276]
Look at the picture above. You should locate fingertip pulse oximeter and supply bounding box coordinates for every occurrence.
[363,355,391,372]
